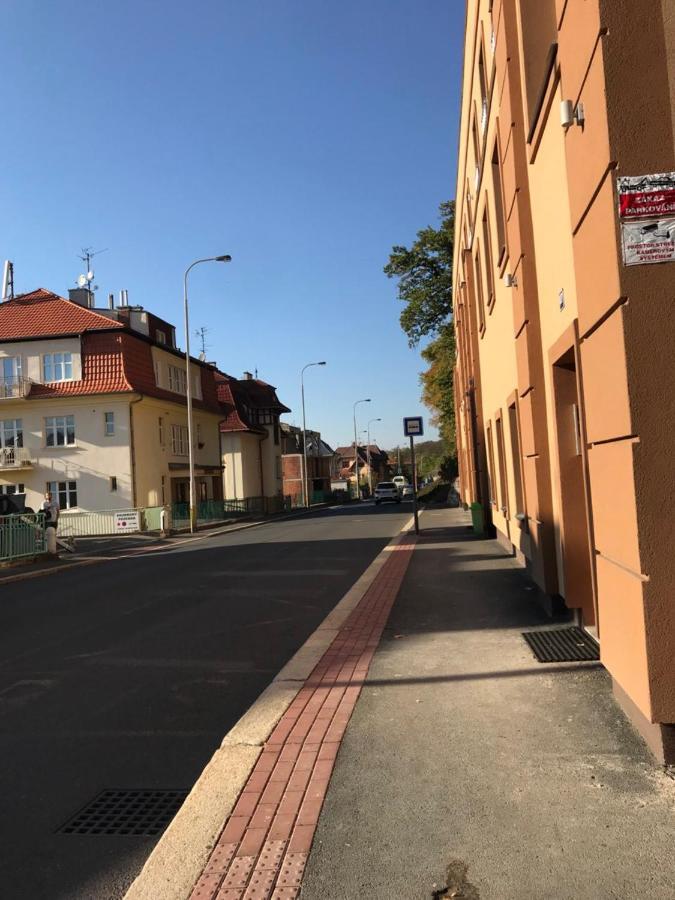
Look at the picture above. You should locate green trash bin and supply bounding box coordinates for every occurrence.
[470,502,485,536]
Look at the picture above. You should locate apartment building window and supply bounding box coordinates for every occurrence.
[43,352,73,383]
[474,247,486,333]
[171,424,189,456]
[491,141,507,266]
[519,0,558,137]
[45,415,75,447]
[168,364,187,395]
[472,112,481,187]
[156,330,167,345]
[104,412,115,436]
[508,402,525,515]
[110,476,117,492]
[47,480,77,509]
[478,46,488,134]
[486,422,497,505]
[495,414,509,515]
[482,207,495,310]
[158,417,164,446]
[0,419,23,448]
[0,483,24,495]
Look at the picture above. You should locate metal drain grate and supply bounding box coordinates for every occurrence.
[58,789,188,836]
[522,626,599,663]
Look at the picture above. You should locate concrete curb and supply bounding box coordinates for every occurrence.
[123,511,418,900]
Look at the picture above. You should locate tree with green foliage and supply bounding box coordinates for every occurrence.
[384,200,457,462]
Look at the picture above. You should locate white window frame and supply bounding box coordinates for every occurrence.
[45,415,76,447]
[104,412,115,437]
[0,419,23,449]
[0,483,25,495]
[43,352,73,383]
[168,365,187,395]
[171,424,189,456]
[47,479,77,509]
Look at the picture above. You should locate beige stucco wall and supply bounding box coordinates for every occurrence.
[132,398,222,506]
[0,394,132,511]
[221,427,282,500]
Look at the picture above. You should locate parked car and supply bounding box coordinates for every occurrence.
[401,484,414,499]
[373,482,401,505]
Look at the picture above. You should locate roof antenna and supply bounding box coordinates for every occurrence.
[255,367,258,379]
[195,325,209,360]
[76,246,107,299]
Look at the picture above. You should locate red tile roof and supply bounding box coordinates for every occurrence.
[0,289,124,339]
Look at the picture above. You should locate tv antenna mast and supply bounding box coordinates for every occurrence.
[76,247,107,293]
[195,325,209,360]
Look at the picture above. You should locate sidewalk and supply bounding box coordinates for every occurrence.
[159,508,675,900]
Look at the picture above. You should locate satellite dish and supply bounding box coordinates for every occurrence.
[77,274,87,287]
[86,271,94,282]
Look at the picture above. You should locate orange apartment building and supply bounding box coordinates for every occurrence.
[453,0,675,762]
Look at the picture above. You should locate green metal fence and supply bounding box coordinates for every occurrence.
[171,496,291,524]
[0,513,46,561]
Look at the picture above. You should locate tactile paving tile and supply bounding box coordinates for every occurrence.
[275,852,307,889]
[242,870,276,899]
[221,855,256,890]
[254,839,286,871]
[205,843,239,873]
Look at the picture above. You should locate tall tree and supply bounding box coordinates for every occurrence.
[384,200,456,452]
[384,200,455,347]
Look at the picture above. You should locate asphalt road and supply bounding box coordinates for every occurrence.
[0,502,410,900]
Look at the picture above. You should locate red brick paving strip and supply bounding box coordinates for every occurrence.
[188,533,416,900]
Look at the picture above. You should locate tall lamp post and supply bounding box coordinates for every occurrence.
[352,398,371,500]
[367,417,381,496]
[184,255,232,532]
[301,360,327,508]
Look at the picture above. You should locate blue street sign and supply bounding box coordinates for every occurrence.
[403,416,424,437]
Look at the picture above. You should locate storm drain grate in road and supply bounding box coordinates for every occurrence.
[522,626,599,663]
[58,789,188,836]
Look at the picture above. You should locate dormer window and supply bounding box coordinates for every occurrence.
[156,330,166,345]
[43,352,73,383]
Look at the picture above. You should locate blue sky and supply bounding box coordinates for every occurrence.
[2,0,465,451]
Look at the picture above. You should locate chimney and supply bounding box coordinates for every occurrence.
[243,371,253,380]
[118,289,129,308]
[108,293,114,310]
[68,288,92,308]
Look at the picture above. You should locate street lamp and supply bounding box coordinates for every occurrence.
[352,398,371,500]
[301,361,327,508]
[367,417,381,495]
[184,255,232,532]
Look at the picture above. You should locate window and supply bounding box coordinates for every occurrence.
[0,419,23,448]
[171,424,189,456]
[508,402,525,515]
[482,208,495,309]
[495,414,509,515]
[478,46,488,134]
[199,481,208,502]
[156,330,166,345]
[273,419,279,445]
[45,415,75,447]
[486,422,497,505]
[196,423,203,446]
[472,110,481,186]
[158,417,164,447]
[168,365,187,395]
[519,0,558,136]
[110,476,117,492]
[491,141,507,266]
[104,412,115,436]
[43,352,73,383]
[474,248,486,333]
[0,483,24,495]
[47,480,77,509]
[1,356,22,385]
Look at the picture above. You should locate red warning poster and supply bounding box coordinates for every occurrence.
[617,172,675,266]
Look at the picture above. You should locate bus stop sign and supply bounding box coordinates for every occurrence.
[403,416,424,437]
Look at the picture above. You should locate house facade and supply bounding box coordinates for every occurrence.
[0,289,224,511]
[334,444,391,493]
[453,0,675,761]
[218,372,290,500]
[280,423,335,504]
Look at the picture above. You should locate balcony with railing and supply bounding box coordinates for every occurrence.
[0,447,34,469]
[0,377,33,399]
